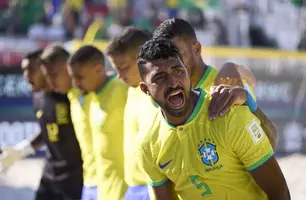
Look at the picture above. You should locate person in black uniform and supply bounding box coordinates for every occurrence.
[0,49,83,200]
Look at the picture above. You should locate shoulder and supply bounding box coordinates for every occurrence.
[137,111,162,153]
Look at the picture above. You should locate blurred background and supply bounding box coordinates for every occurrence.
[0,0,305,199]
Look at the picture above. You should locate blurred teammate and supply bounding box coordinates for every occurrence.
[153,18,278,148]
[67,45,128,200]
[0,49,83,200]
[136,38,290,200]
[106,27,155,200]
[39,44,97,200]
[106,27,263,200]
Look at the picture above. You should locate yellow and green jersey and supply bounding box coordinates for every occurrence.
[89,76,129,200]
[123,87,159,187]
[124,65,224,187]
[137,88,273,200]
[68,88,97,187]
[194,65,218,91]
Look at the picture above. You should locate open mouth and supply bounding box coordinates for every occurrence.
[167,90,185,109]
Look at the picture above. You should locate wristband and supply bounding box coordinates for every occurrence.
[244,90,258,113]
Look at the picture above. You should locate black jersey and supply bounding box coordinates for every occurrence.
[32,91,83,185]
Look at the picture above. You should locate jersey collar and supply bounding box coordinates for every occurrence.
[97,75,116,95]
[194,65,212,88]
[161,88,206,128]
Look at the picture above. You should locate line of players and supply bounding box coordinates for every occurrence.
[0,18,289,200]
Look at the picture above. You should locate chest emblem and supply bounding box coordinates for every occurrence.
[198,140,219,166]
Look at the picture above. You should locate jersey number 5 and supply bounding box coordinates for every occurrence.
[46,123,59,142]
[190,175,212,197]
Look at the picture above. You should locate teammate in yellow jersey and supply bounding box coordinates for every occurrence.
[106,27,154,200]
[39,44,98,200]
[136,37,290,200]
[106,26,267,200]
[153,18,277,149]
[67,45,129,200]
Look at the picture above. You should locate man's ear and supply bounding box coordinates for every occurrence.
[194,41,202,56]
[140,82,150,96]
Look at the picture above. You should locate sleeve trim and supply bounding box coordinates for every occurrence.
[247,149,274,171]
[148,178,169,188]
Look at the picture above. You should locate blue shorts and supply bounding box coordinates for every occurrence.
[125,185,150,200]
[81,186,98,200]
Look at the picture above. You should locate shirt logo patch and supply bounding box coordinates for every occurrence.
[159,160,172,169]
[56,103,69,125]
[198,141,219,166]
[246,119,265,145]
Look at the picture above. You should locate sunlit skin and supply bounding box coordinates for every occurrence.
[40,61,72,94]
[108,53,142,87]
[140,56,198,126]
[22,58,47,92]
[170,37,205,88]
[67,62,107,95]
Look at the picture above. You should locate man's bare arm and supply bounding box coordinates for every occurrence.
[250,156,290,200]
[253,108,278,149]
[152,181,179,200]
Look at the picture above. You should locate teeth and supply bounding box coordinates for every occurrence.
[170,91,181,96]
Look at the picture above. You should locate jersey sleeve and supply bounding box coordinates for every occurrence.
[136,139,168,187]
[226,107,274,171]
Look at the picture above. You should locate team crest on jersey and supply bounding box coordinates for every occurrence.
[198,139,219,166]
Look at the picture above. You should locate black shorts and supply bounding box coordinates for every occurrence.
[35,177,82,200]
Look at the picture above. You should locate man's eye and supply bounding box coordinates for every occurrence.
[175,69,184,74]
[155,75,165,81]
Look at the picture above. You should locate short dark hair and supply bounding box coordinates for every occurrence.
[137,37,183,79]
[68,45,105,67]
[40,44,70,65]
[24,49,43,60]
[106,26,152,56]
[153,18,197,41]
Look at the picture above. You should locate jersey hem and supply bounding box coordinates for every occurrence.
[247,149,274,171]
[148,178,169,187]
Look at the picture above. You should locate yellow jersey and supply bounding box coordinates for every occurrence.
[68,88,97,187]
[124,87,159,186]
[137,88,273,200]
[89,76,129,200]
[194,65,218,91]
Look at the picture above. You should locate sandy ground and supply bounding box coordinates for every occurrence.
[0,154,305,200]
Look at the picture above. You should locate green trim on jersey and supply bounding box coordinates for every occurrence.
[185,88,206,124]
[195,65,212,88]
[148,178,169,187]
[247,149,274,171]
[97,75,116,94]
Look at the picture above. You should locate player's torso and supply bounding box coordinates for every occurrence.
[150,91,267,200]
[89,76,128,199]
[124,87,159,186]
[33,91,82,181]
[68,88,97,186]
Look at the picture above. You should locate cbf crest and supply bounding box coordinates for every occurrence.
[198,139,219,166]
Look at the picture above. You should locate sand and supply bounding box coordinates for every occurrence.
[0,154,305,200]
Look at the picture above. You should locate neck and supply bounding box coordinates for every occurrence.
[163,90,199,126]
[95,74,111,93]
[190,59,208,88]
